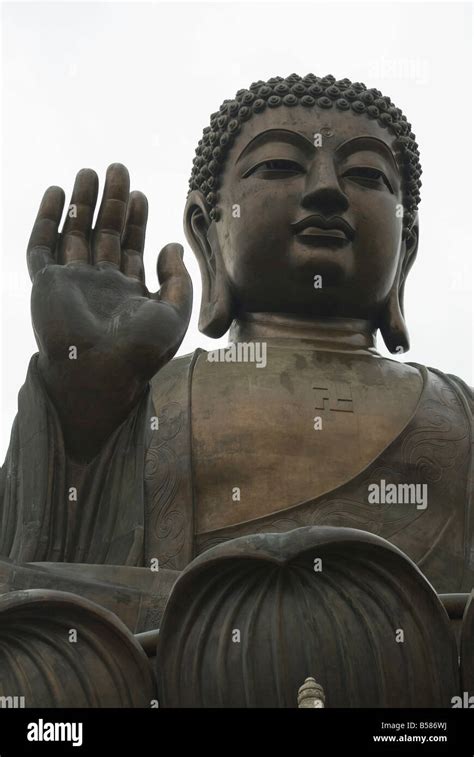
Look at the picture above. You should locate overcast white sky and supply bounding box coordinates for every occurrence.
[1,1,472,459]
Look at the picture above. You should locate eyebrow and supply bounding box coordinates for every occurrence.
[235,129,315,164]
[336,136,398,170]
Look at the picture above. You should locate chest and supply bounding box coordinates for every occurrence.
[191,349,422,534]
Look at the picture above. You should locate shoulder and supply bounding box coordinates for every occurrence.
[407,362,473,419]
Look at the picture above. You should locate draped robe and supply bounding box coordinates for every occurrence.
[0,343,472,632]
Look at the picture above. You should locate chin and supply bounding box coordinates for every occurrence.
[289,243,351,287]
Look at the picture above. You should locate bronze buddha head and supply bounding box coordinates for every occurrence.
[184,74,421,353]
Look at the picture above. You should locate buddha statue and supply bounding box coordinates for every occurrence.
[0,73,472,708]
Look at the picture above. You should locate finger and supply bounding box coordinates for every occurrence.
[27,186,65,280]
[155,243,193,322]
[59,168,99,265]
[121,190,148,281]
[93,162,130,266]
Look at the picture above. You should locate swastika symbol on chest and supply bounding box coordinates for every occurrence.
[313,384,354,412]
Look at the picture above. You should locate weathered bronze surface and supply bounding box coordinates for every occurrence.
[0,73,472,707]
[0,589,156,707]
[156,528,459,708]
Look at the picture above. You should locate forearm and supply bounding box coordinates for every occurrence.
[37,351,148,462]
[2,354,150,564]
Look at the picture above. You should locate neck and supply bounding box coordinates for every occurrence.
[229,313,379,355]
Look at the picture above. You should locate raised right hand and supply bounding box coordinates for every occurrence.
[28,163,193,460]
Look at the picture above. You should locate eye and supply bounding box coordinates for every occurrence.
[243,159,305,179]
[342,166,393,192]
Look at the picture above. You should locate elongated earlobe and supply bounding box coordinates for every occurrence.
[379,283,410,353]
[184,191,234,338]
[379,219,419,354]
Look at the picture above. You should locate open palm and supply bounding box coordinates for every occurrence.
[28,163,193,459]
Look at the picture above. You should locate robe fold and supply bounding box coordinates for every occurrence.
[1,349,473,602]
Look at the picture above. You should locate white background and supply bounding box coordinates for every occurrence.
[1,1,472,459]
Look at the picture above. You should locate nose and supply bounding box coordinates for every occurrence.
[301,157,349,215]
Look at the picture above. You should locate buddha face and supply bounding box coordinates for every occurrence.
[187,106,416,342]
[222,107,406,317]
[185,104,418,340]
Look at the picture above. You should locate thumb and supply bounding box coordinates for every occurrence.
[155,243,193,322]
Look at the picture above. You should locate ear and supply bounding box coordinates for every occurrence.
[183,190,234,338]
[379,214,419,354]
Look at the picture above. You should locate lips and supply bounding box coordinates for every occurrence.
[291,214,355,244]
